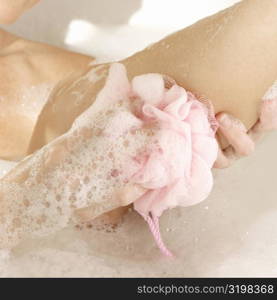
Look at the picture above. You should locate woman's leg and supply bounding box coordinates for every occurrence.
[1,1,276,157]
[0,29,93,160]
[29,0,277,153]
[23,0,277,226]
[1,0,277,246]
[123,0,277,147]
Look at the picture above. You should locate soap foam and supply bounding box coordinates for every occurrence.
[1,56,277,278]
[0,68,157,250]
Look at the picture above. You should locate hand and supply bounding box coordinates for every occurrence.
[214,98,277,168]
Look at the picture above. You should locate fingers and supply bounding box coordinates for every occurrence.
[74,205,130,225]
[214,112,256,169]
[118,183,147,206]
[214,99,277,169]
[216,112,255,156]
[93,206,131,227]
[74,184,147,223]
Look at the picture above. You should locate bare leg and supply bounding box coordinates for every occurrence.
[0,29,93,160]
[1,0,277,246]
[123,0,277,147]
[30,0,277,223]
[29,0,277,153]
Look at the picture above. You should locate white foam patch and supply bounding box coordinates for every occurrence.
[0,74,158,251]
[2,130,277,277]
[1,80,277,277]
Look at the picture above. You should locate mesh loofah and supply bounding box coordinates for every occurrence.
[0,63,218,256]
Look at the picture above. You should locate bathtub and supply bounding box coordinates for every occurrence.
[1,0,277,277]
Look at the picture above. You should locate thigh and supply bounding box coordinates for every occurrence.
[0,30,93,160]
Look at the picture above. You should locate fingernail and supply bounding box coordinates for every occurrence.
[218,113,231,128]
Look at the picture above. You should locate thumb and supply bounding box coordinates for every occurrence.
[118,183,147,206]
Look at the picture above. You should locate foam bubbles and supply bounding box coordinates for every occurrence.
[0,84,155,251]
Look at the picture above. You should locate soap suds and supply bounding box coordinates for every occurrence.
[0,80,277,277]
